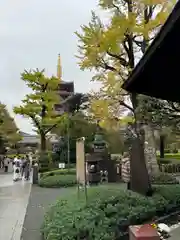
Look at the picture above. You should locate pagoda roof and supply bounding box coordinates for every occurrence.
[19,132,40,144]
[60,80,74,85]
[122,1,180,102]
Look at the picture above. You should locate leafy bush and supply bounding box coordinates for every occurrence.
[38,153,50,173]
[164,149,171,153]
[38,174,76,188]
[157,153,180,160]
[7,153,26,158]
[163,149,178,154]
[173,149,178,154]
[42,185,180,240]
[157,158,171,164]
[111,154,122,162]
[40,168,76,179]
[151,173,179,184]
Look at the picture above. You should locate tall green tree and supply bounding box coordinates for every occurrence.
[53,112,97,143]
[0,103,20,153]
[14,69,65,152]
[76,0,175,194]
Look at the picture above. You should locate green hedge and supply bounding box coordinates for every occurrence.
[38,153,51,173]
[151,173,179,184]
[40,168,76,179]
[157,153,180,160]
[157,158,171,164]
[42,185,180,240]
[38,174,76,188]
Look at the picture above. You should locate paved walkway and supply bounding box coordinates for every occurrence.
[0,173,31,240]
[21,186,73,240]
[170,227,180,240]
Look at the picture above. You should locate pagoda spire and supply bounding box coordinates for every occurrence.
[57,53,62,80]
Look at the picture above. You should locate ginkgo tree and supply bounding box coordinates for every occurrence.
[14,69,66,152]
[76,0,175,194]
[76,0,174,124]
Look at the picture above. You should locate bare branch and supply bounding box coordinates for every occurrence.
[45,123,58,135]
[148,6,153,19]
[123,40,131,62]
[119,100,134,112]
[100,59,118,72]
[30,115,42,132]
[124,35,135,69]
[112,3,121,12]
[106,51,129,67]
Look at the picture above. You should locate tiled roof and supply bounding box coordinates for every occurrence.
[19,135,40,144]
[19,132,59,144]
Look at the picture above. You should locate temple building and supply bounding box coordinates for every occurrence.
[54,54,75,114]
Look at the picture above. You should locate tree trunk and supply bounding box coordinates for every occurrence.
[130,134,152,195]
[39,131,49,173]
[143,124,159,175]
[160,134,165,158]
[40,131,46,152]
[130,93,152,195]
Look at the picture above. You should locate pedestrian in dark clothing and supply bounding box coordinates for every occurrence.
[24,155,31,180]
[4,156,9,173]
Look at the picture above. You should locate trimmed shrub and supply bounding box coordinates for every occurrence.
[164,149,171,153]
[172,149,178,154]
[38,153,50,173]
[42,185,180,240]
[157,153,180,160]
[151,173,179,185]
[157,158,171,164]
[38,174,76,188]
[40,168,76,179]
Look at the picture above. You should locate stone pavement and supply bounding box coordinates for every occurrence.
[170,226,180,240]
[0,173,31,240]
[21,186,73,240]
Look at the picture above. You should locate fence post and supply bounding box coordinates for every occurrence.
[33,164,39,184]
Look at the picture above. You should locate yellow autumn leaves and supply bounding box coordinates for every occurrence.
[76,0,175,130]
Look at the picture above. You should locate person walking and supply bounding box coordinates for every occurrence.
[121,152,131,190]
[20,157,25,179]
[0,155,3,168]
[13,156,21,181]
[24,155,31,181]
[4,156,9,173]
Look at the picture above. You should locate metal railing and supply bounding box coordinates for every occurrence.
[159,163,180,175]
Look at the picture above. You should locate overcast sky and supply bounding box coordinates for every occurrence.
[0,0,101,134]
